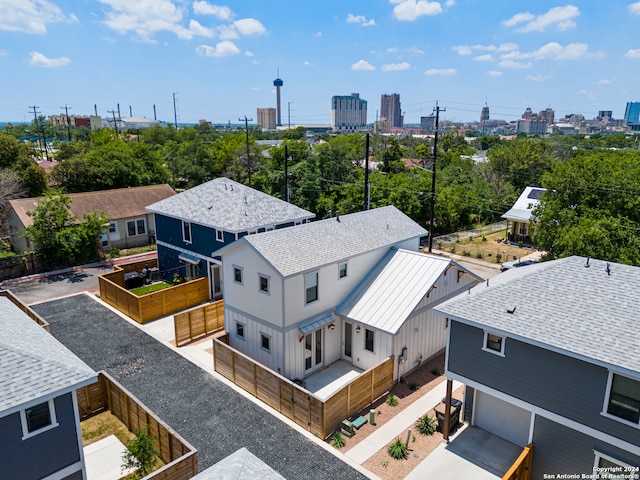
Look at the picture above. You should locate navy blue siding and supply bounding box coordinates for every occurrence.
[448,321,640,446]
[531,416,640,478]
[155,214,234,257]
[1,393,81,480]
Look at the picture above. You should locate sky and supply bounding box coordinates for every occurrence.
[2,1,640,126]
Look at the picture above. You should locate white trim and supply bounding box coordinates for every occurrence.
[601,370,640,429]
[593,450,638,476]
[182,220,192,244]
[233,265,244,285]
[528,411,536,444]
[156,241,214,263]
[71,390,88,480]
[338,262,348,279]
[258,274,270,295]
[260,332,271,352]
[446,370,640,456]
[20,398,59,440]
[216,229,224,242]
[126,217,147,237]
[235,321,246,340]
[40,461,84,480]
[482,331,506,357]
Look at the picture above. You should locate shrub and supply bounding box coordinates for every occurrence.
[388,438,408,460]
[386,394,399,406]
[462,250,471,257]
[496,253,502,263]
[475,252,483,259]
[330,431,346,448]
[416,414,437,436]
[481,234,487,242]
[409,382,421,391]
[450,246,456,254]
[122,425,158,478]
[431,367,441,376]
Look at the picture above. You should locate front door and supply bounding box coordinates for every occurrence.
[210,263,222,300]
[304,329,323,374]
[344,321,353,360]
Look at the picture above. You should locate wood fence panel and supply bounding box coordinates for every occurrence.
[204,302,224,332]
[292,388,311,430]
[308,398,324,438]
[255,367,281,411]
[148,452,197,480]
[372,357,395,400]
[234,353,257,395]
[502,444,533,480]
[279,383,295,420]
[349,371,374,413]
[213,340,234,381]
[323,389,348,438]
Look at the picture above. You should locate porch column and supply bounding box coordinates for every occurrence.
[443,378,453,443]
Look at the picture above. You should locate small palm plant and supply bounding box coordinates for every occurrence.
[416,414,437,436]
[387,438,408,460]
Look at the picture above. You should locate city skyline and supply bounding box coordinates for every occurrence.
[2,1,640,125]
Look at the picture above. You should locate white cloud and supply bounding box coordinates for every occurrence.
[0,0,70,34]
[188,20,215,38]
[217,25,238,39]
[251,87,260,91]
[629,2,640,15]
[391,0,443,21]
[626,48,640,58]
[382,62,410,71]
[28,51,71,67]
[487,70,503,77]
[196,40,240,57]
[316,31,323,37]
[193,2,233,20]
[497,59,532,69]
[233,18,266,35]
[502,42,592,61]
[407,47,425,55]
[444,0,455,7]
[424,68,456,75]
[453,43,517,55]
[452,45,472,55]
[473,54,494,62]
[595,79,611,85]
[387,47,398,53]
[303,60,311,66]
[244,50,254,57]
[525,74,551,81]
[352,59,375,71]
[503,5,580,33]
[347,13,377,26]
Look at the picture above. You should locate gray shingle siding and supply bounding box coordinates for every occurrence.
[531,416,640,479]
[2,393,81,480]
[448,321,640,445]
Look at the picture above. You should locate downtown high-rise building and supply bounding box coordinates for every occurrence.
[331,93,367,131]
[624,102,640,125]
[380,93,403,128]
[257,107,276,131]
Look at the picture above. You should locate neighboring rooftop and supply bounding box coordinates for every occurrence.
[0,295,96,416]
[501,186,546,222]
[229,206,427,277]
[435,255,640,376]
[146,178,314,232]
[192,447,286,480]
[10,184,175,228]
[337,249,482,334]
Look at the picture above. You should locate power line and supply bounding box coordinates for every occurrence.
[239,115,254,187]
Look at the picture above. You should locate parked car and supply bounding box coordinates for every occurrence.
[500,259,539,272]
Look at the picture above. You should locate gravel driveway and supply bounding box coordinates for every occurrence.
[33,294,368,480]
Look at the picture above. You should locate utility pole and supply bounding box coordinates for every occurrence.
[129,105,132,117]
[239,116,253,187]
[363,133,370,211]
[173,93,178,129]
[288,101,293,131]
[108,109,119,138]
[61,104,72,141]
[29,105,50,161]
[428,102,445,254]
[284,145,290,202]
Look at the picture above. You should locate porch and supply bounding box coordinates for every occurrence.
[302,360,364,401]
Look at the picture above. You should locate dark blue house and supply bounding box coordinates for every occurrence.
[146,178,314,299]
[0,293,97,480]
[436,256,640,477]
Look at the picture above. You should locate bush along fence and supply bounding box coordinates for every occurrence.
[212,334,394,439]
[76,371,198,480]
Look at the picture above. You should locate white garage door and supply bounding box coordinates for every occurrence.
[474,391,531,447]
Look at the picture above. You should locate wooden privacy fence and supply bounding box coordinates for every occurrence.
[1,290,50,331]
[212,335,394,439]
[76,371,198,480]
[174,300,225,346]
[99,260,209,324]
[502,443,534,480]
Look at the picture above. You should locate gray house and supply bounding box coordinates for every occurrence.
[0,293,97,480]
[435,256,640,476]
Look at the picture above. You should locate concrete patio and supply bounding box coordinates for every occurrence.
[303,360,364,400]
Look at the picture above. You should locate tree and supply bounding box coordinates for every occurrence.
[122,425,158,478]
[23,192,107,265]
[534,150,640,264]
[0,169,26,238]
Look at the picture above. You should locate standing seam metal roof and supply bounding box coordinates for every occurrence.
[501,186,546,222]
[435,256,640,375]
[0,297,96,415]
[145,178,314,232]
[239,206,427,277]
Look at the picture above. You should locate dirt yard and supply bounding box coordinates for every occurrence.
[329,353,464,480]
[435,230,535,264]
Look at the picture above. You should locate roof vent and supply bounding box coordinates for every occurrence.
[606,263,611,276]
[336,210,340,222]
[507,306,517,314]
[585,257,590,268]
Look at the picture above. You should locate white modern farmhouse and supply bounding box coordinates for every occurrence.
[218,206,482,383]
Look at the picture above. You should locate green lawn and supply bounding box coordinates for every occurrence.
[130,282,172,296]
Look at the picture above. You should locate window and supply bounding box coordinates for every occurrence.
[339,262,348,279]
[216,230,224,242]
[236,322,245,339]
[605,372,640,425]
[483,331,505,356]
[21,400,57,438]
[233,266,243,284]
[261,333,271,352]
[185,262,199,280]
[109,222,117,233]
[365,329,374,352]
[127,219,146,237]
[305,272,318,304]
[594,451,637,480]
[182,221,192,243]
[259,275,270,294]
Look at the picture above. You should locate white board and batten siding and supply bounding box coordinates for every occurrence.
[393,310,447,379]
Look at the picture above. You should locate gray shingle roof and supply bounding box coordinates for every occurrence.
[0,297,96,416]
[435,256,640,375]
[237,206,427,277]
[146,178,314,232]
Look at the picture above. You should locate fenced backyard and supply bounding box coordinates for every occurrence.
[98,259,210,324]
[174,300,225,346]
[76,371,198,480]
[212,335,394,439]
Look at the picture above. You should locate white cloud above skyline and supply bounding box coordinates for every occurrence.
[391,0,444,22]
[382,62,410,71]
[424,68,455,75]
[347,14,376,26]
[195,40,239,57]
[193,2,233,20]
[502,5,580,33]
[0,0,71,34]
[28,51,71,67]
[352,59,375,71]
